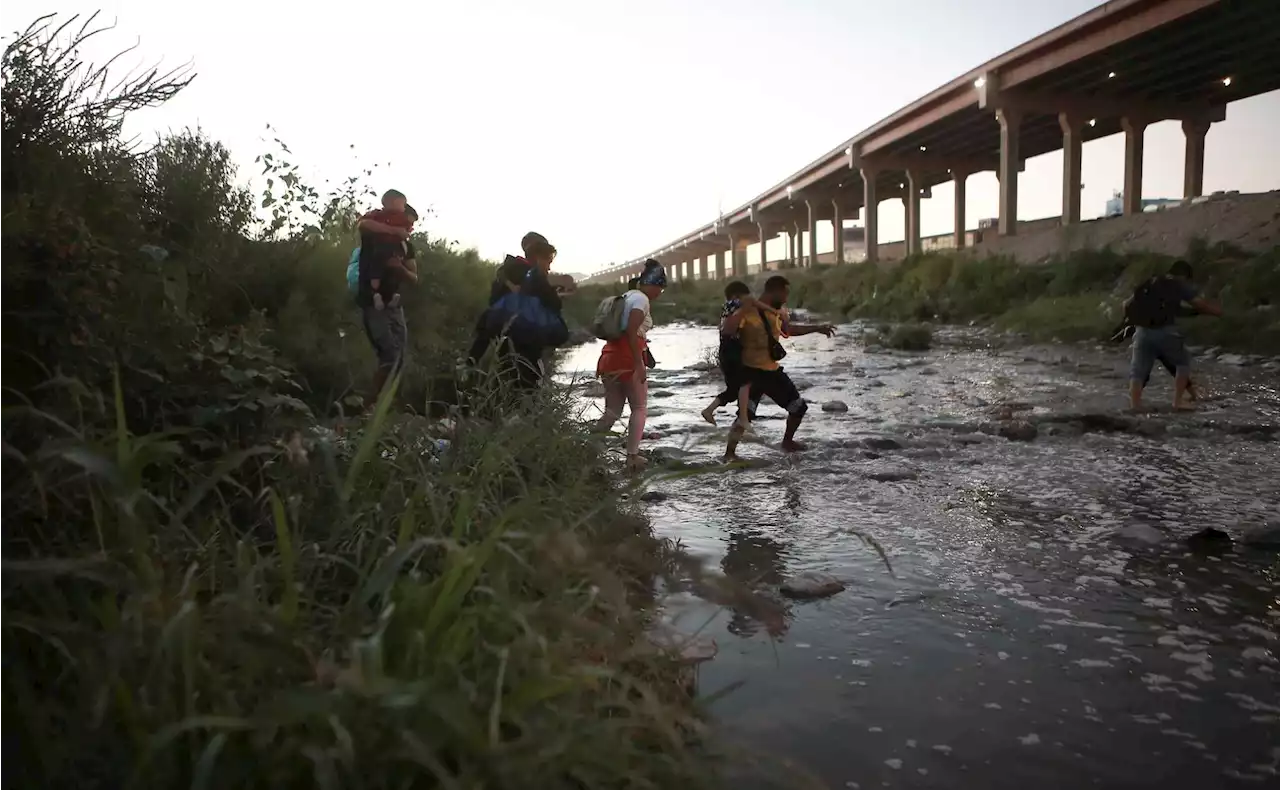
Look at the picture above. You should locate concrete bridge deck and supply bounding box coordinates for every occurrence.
[585,0,1280,285]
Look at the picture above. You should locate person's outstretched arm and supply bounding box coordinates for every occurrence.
[1189,297,1222,317]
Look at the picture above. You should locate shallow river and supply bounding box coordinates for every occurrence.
[558,322,1279,790]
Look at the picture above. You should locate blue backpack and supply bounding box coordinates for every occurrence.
[483,269,569,348]
[346,247,361,296]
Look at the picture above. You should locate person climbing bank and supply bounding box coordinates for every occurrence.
[467,231,565,403]
[595,259,666,471]
[724,275,835,461]
[355,190,417,404]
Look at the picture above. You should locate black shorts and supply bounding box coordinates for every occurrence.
[742,367,804,418]
[715,358,751,404]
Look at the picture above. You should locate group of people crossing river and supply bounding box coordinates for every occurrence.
[587,259,835,470]
[349,189,1222,469]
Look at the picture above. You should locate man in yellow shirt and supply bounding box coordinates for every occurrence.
[722,275,835,460]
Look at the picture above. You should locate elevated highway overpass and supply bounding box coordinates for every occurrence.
[584,0,1280,285]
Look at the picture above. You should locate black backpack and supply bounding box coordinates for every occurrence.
[1124,276,1179,329]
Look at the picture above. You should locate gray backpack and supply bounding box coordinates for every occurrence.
[591,294,630,340]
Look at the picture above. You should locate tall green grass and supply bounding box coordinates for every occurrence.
[2,14,723,788]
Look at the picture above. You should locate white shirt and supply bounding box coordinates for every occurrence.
[622,290,653,338]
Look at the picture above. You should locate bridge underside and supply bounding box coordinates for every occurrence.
[589,0,1280,284]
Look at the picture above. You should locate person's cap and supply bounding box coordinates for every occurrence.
[382,188,406,202]
[404,204,419,220]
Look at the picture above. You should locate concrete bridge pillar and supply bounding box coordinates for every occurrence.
[1121,116,1147,215]
[1182,118,1210,199]
[861,167,880,263]
[952,170,968,249]
[831,198,845,264]
[793,221,803,266]
[806,201,820,267]
[728,234,746,278]
[714,250,726,280]
[756,222,771,273]
[1059,113,1085,226]
[699,255,709,280]
[905,170,923,256]
[996,107,1021,236]
[786,228,796,268]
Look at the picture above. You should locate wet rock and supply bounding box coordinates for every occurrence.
[863,436,904,451]
[688,360,717,373]
[864,344,885,354]
[638,491,669,503]
[1186,527,1233,551]
[907,448,945,460]
[780,572,846,600]
[980,420,1038,442]
[864,466,918,482]
[999,420,1038,441]
[866,378,887,388]
[930,420,979,434]
[851,367,868,378]
[1222,422,1279,439]
[647,622,718,663]
[822,400,849,413]
[649,389,676,399]
[1044,423,1084,438]
[1217,353,1250,366]
[919,367,939,375]
[1242,523,1280,549]
[1113,524,1166,545]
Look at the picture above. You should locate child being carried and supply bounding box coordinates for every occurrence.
[700,280,781,429]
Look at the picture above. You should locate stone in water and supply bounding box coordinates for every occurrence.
[781,572,846,600]
[823,400,849,413]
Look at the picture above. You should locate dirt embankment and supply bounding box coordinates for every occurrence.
[971,191,1280,263]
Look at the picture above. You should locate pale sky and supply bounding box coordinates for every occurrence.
[10,0,1279,274]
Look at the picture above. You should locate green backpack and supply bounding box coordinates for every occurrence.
[591,294,630,340]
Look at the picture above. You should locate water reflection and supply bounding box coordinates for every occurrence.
[559,323,1280,789]
[721,528,792,639]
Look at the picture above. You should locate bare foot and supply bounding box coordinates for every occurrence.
[781,439,807,453]
[1173,403,1196,412]
[722,452,739,464]
[625,454,648,472]
[700,406,718,426]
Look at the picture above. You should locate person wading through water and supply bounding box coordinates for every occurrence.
[595,259,666,471]
[701,280,782,428]
[466,232,566,409]
[723,275,835,462]
[1123,259,1221,412]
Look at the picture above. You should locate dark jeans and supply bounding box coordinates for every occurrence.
[362,304,407,373]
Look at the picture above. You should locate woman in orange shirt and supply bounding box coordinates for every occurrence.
[595,259,667,471]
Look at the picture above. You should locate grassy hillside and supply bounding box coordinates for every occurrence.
[1,16,719,789]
